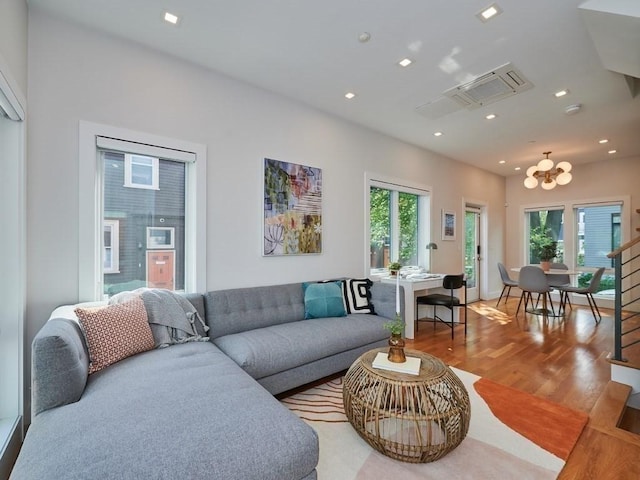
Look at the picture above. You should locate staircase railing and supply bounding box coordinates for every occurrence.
[607,236,640,362]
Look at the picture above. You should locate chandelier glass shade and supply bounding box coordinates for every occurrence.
[524,152,572,190]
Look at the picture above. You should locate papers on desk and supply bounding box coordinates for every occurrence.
[405,273,442,280]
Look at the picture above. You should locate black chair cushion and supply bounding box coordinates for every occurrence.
[417,293,461,307]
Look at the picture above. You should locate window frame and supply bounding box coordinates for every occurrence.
[103,219,120,274]
[365,173,432,276]
[520,196,631,304]
[79,122,207,301]
[124,153,159,190]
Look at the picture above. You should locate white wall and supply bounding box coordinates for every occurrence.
[26,10,506,344]
[0,0,28,100]
[504,156,640,270]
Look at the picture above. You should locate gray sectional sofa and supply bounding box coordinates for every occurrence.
[11,280,402,480]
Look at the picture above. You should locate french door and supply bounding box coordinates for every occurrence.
[465,207,481,302]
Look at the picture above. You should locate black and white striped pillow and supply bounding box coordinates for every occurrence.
[342,278,375,314]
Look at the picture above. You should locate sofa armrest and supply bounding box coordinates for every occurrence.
[370,282,404,322]
[32,318,89,417]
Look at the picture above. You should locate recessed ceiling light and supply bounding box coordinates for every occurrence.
[164,11,179,24]
[476,3,503,22]
[344,92,356,100]
[498,160,506,164]
[554,89,569,98]
[485,114,497,120]
[608,149,617,154]
[598,139,609,144]
[358,32,371,43]
[514,167,521,171]
[433,131,443,137]
[398,58,413,67]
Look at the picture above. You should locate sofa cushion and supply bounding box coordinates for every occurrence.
[13,343,319,480]
[342,278,375,314]
[75,296,155,374]
[302,281,346,319]
[214,314,388,379]
[205,283,306,338]
[31,319,89,416]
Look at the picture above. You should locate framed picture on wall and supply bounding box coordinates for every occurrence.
[442,210,456,241]
[263,158,322,256]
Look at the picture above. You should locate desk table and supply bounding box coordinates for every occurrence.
[380,274,447,339]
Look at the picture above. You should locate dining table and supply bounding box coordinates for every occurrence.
[510,266,582,317]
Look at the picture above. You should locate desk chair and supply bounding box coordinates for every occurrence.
[558,267,605,323]
[497,263,518,307]
[516,266,555,320]
[416,274,467,339]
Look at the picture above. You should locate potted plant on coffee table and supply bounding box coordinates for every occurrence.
[383,315,406,363]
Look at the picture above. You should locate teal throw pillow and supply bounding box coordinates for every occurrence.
[303,282,347,319]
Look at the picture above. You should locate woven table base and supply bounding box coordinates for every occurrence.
[343,348,470,463]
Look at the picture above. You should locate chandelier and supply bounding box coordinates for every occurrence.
[524,152,572,190]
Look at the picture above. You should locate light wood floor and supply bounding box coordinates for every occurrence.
[406,296,640,479]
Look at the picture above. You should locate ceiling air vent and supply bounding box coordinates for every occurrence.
[443,62,533,109]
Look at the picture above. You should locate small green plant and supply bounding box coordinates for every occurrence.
[530,229,558,262]
[387,261,402,272]
[383,314,404,336]
[538,239,558,261]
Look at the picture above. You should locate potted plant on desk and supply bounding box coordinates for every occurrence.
[387,261,402,277]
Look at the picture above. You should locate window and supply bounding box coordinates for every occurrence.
[124,154,159,190]
[79,122,207,301]
[102,151,186,297]
[574,202,622,295]
[103,220,120,273]
[147,227,175,249]
[368,178,430,273]
[0,75,25,470]
[525,207,564,264]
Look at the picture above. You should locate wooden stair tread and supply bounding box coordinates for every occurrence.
[559,381,640,479]
[589,381,631,430]
[587,381,640,447]
[606,352,640,371]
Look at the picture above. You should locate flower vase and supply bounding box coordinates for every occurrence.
[540,260,551,272]
[387,333,406,363]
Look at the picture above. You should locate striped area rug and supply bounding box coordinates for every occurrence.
[281,368,587,479]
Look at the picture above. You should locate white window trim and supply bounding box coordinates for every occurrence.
[79,121,207,301]
[364,172,432,276]
[124,154,159,190]
[147,227,175,249]
[103,219,120,274]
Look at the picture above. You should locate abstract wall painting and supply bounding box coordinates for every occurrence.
[263,158,322,256]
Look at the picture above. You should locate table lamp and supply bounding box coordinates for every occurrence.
[426,242,438,272]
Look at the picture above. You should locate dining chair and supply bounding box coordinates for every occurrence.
[416,274,467,339]
[516,266,555,320]
[496,263,518,307]
[547,262,572,311]
[558,267,606,323]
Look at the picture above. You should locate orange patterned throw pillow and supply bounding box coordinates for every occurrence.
[75,296,155,374]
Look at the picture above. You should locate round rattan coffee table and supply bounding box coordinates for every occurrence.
[343,348,470,463]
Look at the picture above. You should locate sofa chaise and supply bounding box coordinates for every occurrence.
[11,279,402,480]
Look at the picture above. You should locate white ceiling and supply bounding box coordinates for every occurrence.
[28,0,640,176]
